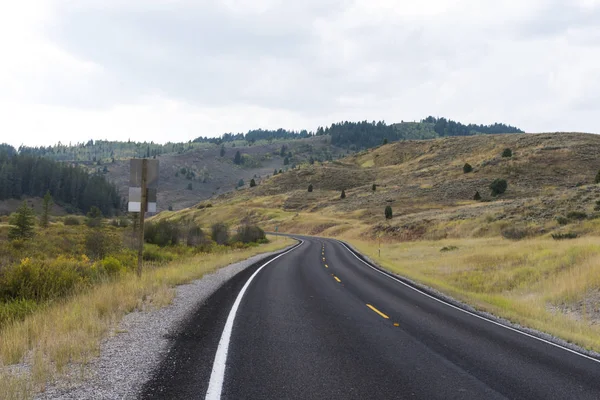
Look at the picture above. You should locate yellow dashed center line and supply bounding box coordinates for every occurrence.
[366,304,389,319]
[325,264,329,268]
[393,323,400,327]
[334,276,341,283]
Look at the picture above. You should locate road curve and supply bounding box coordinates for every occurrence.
[140,235,600,399]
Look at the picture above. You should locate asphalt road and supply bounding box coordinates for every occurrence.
[141,236,600,399]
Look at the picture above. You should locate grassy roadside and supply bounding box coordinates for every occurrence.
[0,236,295,399]
[348,237,600,352]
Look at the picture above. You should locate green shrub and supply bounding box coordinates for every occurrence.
[86,206,103,228]
[372,184,376,192]
[595,170,600,184]
[552,232,578,240]
[234,224,266,244]
[473,191,481,201]
[144,220,181,247]
[340,190,346,199]
[501,226,529,240]
[595,200,600,211]
[250,179,257,187]
[85,229,122,260]
[502,148,512,158]
[463,163,473,173]
[0,299,38,327]
[566,211,587,220]
[555,216,569,226]
[8,201,35,241]
[308,184,313,192]
[440,246,459,252]
[99,256,125,276]
[143,245,175,263]
[385,205,393,219]
[0,257,87,303]
[211,223,230,245]
[490,179,508,196]
[63,216,80,226]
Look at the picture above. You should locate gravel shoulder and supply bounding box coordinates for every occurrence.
[36,245,295,400]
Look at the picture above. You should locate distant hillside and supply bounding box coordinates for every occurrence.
[7,116,523,212]
[158,132,600,241]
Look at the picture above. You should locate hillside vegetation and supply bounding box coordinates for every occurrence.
[158,132,600,352]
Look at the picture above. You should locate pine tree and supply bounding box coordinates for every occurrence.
[474,191,482,201]
[284,156,290,165]
[372,184,376,192]
[220,145,226,157]
[273,169,278,176]
[383,138,388,145]
[308,184,313,192]
[341,190,346,199]
[40,190,53,228]
[9,201,36,240]
[234,150,242,165]
[463,163,473,173]
[250,178,257,187]
[595,170,600,184]
[385,205,393,220]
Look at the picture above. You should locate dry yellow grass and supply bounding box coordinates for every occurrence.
[0,236,294,399]
[348,236,600,351]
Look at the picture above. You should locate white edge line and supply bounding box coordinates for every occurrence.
[338,241,600,365]
[205,240,304,400]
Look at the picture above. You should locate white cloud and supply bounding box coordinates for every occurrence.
[0,0,599,148]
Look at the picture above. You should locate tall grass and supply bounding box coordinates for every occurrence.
[0,236,294,399]
[350,237,600,352]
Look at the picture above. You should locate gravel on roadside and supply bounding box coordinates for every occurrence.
[36,245,295,400]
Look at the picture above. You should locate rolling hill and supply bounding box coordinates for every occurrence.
[158,132,600,241]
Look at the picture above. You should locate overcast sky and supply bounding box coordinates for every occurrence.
[1,0,599,147]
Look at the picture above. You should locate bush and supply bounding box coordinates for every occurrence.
[341,190,346,199]
[0,257,87,303]
[63,216,80,226]
[490,179,508,196]
[566,211,587,220]
[440,246,459,252]
[86,206,103,228]
[555,216,569,226]
[372,184,376,192]
[552,232,578,240]
[234,224,266,244]
[463,163,473,173]
[502,148,512,158]
[211,223,230,245]
[385,206,393,220]
[501,226,529,240]
[143,245,175,263]
[308,184,313,192]
[186,224,209,248]
[144,220,181,247]
[473,191,481,201]
[98,256,125,276]
[250,179,257,187]
[0,298,38,327]
[85,229,122,260]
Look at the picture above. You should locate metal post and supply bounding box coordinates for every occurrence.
[137,159,148,277]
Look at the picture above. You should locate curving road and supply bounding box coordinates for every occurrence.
[140,235,600,399]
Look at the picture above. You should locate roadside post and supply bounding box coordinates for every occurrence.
[128,159,159,277]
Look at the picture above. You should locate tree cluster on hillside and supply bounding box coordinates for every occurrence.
[324,118,523,150]
[0,145,121,216]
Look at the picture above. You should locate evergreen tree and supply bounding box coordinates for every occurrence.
[250,178,257,187]
[474,191,482,201]
[40,190,53,228]
[595,170,600,184]
[372,184,377,192]
[8,201,36,240]
[463,163,473,173]
[238,179,245,188]
[341,190,346,199]
[490,179,508,196]
[383,138,388,145]
[284,156,290,165]
[220,145,226,157]
[273,169,278,176]
[385,206,393,220]
[308,184,313,192]
[502,148,512,158]
[187,183,193,190]
[234,150,242,165]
